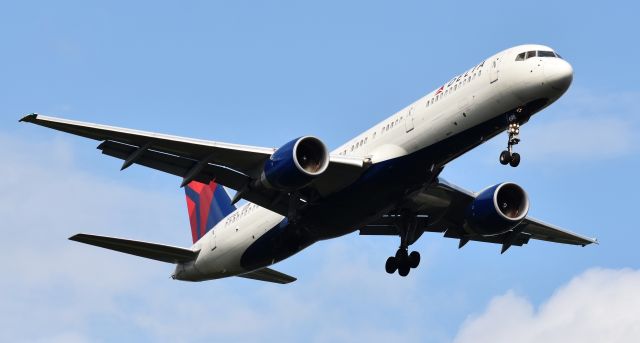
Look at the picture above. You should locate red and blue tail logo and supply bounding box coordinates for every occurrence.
[184,180,236,243]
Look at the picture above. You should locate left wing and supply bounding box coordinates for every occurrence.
[361,178,597,253]
[21,114,367,215]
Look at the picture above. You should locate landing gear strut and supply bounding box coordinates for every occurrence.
[385,212,422,277]
[499,119,521,168]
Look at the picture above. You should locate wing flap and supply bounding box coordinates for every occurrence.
[238,267,296,284]
[98,140,252,190]
[70,233,198,263]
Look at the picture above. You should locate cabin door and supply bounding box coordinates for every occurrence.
[405,107,415,132]
[490,57,499,83]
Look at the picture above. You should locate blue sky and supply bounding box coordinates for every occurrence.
[1,1,639,342]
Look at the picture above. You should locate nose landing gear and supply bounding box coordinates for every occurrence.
[499,121,521,167]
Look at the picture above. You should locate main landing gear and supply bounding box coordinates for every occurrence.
[384,212,422,277]
[499,120,521,167]
[385,249,420,277]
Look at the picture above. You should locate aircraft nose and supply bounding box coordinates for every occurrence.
[545,59,573,92]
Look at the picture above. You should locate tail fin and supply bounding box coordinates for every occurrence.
[184,180,236,243]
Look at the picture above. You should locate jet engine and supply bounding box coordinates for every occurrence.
[465,182,529,236]
[261,136,329,191]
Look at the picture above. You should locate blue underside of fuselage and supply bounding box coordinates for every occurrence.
[240,98,548,271]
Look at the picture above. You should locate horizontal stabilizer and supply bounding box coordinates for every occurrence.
[238,267,296,284]
[70,233,198,264]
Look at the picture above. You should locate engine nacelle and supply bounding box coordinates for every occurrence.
[261,136,329,191]
[465,182,529,236]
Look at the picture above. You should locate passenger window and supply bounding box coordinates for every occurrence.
[478,70,481,76]
[515,52,525,61]
[525,51,536,59]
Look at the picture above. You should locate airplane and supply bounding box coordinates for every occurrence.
[21,44,597,284]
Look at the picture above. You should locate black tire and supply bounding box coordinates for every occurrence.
[395,248,408,261]
[509,153,521,167]
[385,256,398,274]
[409,251,421,269]
[500,150,511,165]
[398,265,410,277]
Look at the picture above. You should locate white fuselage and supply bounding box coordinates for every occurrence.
[174,44,573,281]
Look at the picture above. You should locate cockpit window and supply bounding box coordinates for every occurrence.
[515,50,563,62]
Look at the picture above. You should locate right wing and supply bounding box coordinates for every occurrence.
[238,267,297,284]
[21,114,367,215]
[361,178,597,253]
[70,233,199,263]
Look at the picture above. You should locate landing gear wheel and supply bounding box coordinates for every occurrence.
[409,251,421,268]
[509,153,521,167]
[385,256,398,274]
[395,249,410,276]
[499,150,511,165]
[395,248,408,260]
[398,264,410,277]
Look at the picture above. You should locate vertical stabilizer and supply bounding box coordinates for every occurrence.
[184,180,235,243]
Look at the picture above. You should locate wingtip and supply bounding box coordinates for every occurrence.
[68,233,84,241]
[19,113,38,123]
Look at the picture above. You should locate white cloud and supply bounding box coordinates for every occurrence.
[453,268,640,343]
[0,132,181,341]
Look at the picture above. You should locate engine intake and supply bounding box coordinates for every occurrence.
[262,136,329,190]
[465,182,529,236]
